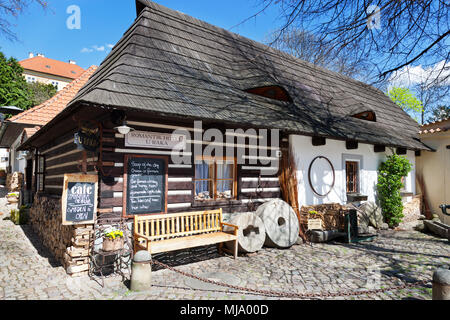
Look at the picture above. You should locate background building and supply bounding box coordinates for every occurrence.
[19,53,85,91]
[0,148,9,171]
[416,118,450,225]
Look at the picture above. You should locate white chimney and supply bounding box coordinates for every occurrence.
[68,60,76,65]
[28,52,34,58]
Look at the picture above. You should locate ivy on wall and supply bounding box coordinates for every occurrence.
[377,153,412,227]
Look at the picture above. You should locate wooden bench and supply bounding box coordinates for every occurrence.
[133,209,239,259]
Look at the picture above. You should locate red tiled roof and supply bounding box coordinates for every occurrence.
[24,127,40,137]
[9,66,98,127]
[419,118,450,134]
[19,56,86,80]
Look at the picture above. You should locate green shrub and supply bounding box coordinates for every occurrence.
[10,209,20,225]
[10,206,29,225]
[377,153,412,227]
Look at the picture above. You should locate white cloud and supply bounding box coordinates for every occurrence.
[92,45,105,52]
[388,60,450,89]
[81,44,111,53]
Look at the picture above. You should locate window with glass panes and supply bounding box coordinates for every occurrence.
[194,157,236,200]
[36,155,45,192]
[345,161,359,193]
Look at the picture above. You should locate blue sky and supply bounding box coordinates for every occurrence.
[0,0,282,69]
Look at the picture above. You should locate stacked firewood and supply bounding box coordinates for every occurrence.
[300,203,349,231]
[29,194,93,277]
[64,225,93,275]
[6,172,23,192]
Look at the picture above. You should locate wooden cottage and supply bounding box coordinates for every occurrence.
[17,0,431,275]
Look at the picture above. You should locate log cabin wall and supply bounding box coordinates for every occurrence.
[30,125,97,277]
[98,118,283,220]
[40,128,98,196]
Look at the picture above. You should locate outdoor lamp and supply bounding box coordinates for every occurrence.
[114,119,135,135]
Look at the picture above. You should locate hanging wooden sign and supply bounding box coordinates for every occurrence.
[62,174,98,226]
[125,130,186,150]
[74,130,100,152]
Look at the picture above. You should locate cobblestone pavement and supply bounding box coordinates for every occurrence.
[0,196,448,300]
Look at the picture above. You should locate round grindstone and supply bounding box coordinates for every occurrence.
[255,199,299,248]
[224,212,266,253]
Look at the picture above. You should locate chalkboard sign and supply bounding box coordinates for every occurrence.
[62,174,98,226]
[123,155,168,217]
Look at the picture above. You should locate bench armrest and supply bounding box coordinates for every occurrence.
[221,222,239,235]
[134,233,152,252]
[221,222,238,229]
[134,233,152,241]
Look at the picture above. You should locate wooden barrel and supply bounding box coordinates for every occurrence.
[255,199,299,248]
[224,212,266,253]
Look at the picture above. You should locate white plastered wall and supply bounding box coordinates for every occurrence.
[10,135,26,174]
[290,135,416,207]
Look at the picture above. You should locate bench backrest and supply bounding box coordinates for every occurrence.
[134,209,223,241]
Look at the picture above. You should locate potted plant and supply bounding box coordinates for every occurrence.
[6,192,19,204]
[102,227,124,252]
[307,210,324,230]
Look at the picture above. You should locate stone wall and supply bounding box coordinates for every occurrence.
[29,194,93,277]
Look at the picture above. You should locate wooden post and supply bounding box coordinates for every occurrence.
[346,140,358,150]
[374,145,386,153]
[312,136,326,146]
[82,151,87,174]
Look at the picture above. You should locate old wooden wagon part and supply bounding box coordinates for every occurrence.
[255,199,299,248]
[224,212,266,253]
[424,219,450,241]
[88,213,132,287]
[440,204,450,216]
[344,210,377,243]
[133,208,239,259]
[308,156,336,197]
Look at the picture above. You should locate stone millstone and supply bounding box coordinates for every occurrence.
[224,212,266,253]
[358,201,383,229]
[255,199,299,248]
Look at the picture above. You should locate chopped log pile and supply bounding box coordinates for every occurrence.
[300,203,349,231]
[402,195,422,223]
[29,194,93,277]
[6,172,23,192]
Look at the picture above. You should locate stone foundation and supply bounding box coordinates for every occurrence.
[29,194,93,277]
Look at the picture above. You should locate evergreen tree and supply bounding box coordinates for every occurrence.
[0,51,32,111]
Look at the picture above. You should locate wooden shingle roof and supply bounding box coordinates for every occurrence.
[63,1,428,150]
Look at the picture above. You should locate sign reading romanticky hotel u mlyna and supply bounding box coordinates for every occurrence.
[125,130,186,150]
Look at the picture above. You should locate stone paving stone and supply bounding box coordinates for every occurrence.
[0,194,448,300]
